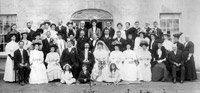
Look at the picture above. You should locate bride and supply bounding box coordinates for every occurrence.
[91,40,110,82]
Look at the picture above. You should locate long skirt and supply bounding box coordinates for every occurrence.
[121,60,137,81]
[3,57,15,82]
[29,64,48,84]
[138,62,151,81]
[185,56,197,81]
[151,63,171,82]
[47,64,62,81]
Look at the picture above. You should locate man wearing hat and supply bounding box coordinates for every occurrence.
[102,21,115,38]
[173,32,184,51]
[88,19,102,40]
[153,21,163,39]
[75,21,88,39]
[55,20,67,35]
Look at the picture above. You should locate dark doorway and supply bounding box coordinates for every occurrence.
[85,22,102,30]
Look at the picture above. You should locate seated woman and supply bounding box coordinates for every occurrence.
[109,44,123,76]
[151,39,171,82]
[91,41,110,82]
[79,64,91,84]
[137,40,152,82]
[102,63,120,84]
[29,43,48,84]
[121,44,138,81]
[60,64,76,85]
[45,44,62,82]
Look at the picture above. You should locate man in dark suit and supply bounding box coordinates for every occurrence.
[42,31,54,61]
[173,32,184,51]
[75,21,88,39]
[55,20,67,38]
[149,32,158,53]
[26,22,35,41]
[125,22,135,39]
[132,21,141,40]
[79,43,95,73]
[101,29,113,51]
[102,21,115,38]
[168,44,185,84]
[112,31,126,51]
[14,41,31,86]
[60,41,79,79]
[77,30,90,54]
[153,21,163,39]
[144,22,152,38]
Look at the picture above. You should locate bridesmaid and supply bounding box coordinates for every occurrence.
[3,33,19,82]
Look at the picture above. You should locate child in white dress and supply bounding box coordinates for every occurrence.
[61,64,76,85]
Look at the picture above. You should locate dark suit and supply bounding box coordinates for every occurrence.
[175,42,184,52]
[79,71,91,84]
[145,27,152,38]
[14,49,31,82]
[153,27,163,39]
[28,29,35,41]
[149,39,158,53]
[125,39,135,50]
[125,27,135,39]
[132,27,140,40]
[168,50,185,80]
[42,38,54,60]
[112,38,126,51]
[60,48,79,79]
[55,26,67,39]
[77,37,90,54]
[76,28,88,39]
[102,27,115,38]
[79,50,95,72]
[101,35,113,51]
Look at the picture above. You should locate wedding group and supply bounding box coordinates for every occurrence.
[3,19,197,86]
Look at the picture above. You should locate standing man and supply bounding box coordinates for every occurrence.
[42,31,54,61]
[26,21,35,41]
[76,21,88,39]
[144,22,152,38]
[125,22,134,39]
[102,21,115,38]
[55,20,67,36]
[168,44,185,84]
[88,19,102,40]
[183,36,197,81]
[132,21,141,40]
[153,21,163,39]
[112,31,126,51]
[60,41,79,79]
[76,30,90,54]
[101,29,113,51]
[14,41,31,86]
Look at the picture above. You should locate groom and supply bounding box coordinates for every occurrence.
[60,41,79,79]
[79,43,95,73]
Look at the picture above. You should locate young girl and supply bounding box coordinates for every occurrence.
[45,44,62,82]
[61,64,76,85]
[102,63,120,83]
[79,64,91,84]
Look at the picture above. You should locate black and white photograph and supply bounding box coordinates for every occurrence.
[0,0,199,93]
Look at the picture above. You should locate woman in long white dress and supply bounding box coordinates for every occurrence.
[45,44,62,81]
[134,30,149,52]
[91,40,110,82]
[3,33,18,82]
[137,40,152,81]
[121,44,138,81]
[29,43,48,84]
[109,44,123,79]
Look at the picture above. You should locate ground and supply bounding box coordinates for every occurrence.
[0,59,200,93]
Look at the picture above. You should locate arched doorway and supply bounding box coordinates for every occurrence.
[71,9,113,30]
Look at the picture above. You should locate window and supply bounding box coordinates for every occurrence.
[0,14,17,52]
[160,13,181,35]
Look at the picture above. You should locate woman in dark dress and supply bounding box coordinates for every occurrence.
[151,39,171,82]
[183,36,197,81]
